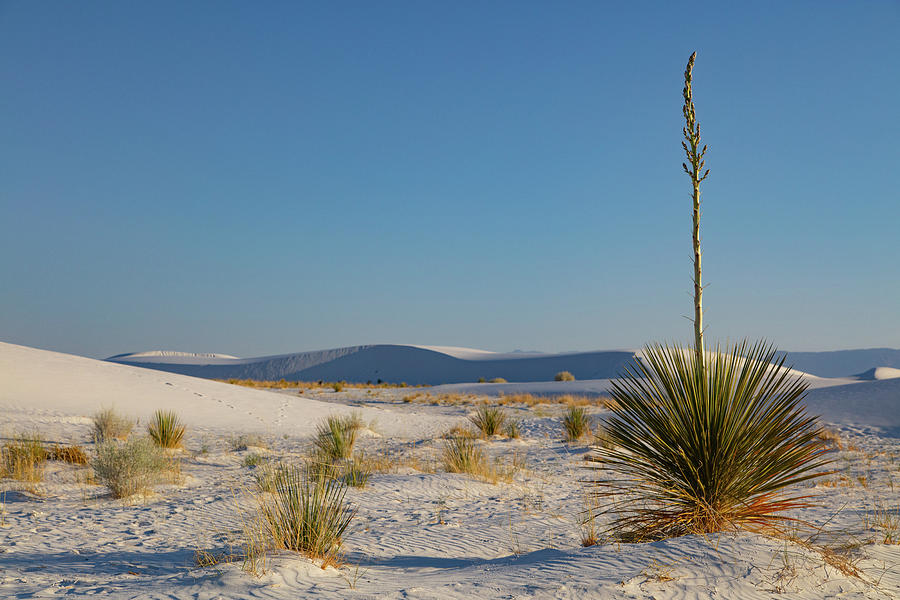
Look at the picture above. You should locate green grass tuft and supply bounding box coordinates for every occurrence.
[562,406,592,442]
[469,406,508,437]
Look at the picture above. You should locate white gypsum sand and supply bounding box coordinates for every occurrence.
[1,340,899,599]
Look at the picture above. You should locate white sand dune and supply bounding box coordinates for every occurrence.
[855,366,900,380]
[0,342,455,438]
[107,344,638,385]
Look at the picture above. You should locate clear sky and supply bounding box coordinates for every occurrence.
[1,2,898,359]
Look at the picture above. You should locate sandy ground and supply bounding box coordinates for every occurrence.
[2,342,900,598]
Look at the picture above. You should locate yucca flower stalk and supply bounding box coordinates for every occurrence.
[590,340,831,541]
[682,51,709,361]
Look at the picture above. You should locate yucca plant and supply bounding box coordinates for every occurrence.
[469,406,507,437]
[260,463,355,560]
[562,406,592,442]
[313,414,362,462]
[147,410,186,449]
[590,340,831,541]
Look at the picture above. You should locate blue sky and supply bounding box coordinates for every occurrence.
[1,2,898,359]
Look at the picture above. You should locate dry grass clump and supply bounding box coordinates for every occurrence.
[442,436,486,475]
[92,437,172,498]
[341,456,372,488]
[555,371,576,382]
[497,392,609,408]
[1,432,47,483]
[249,463,355,568]
[590,342,830,542]
[313,414,363,462]
[563,406,592,442]
[91,407,134,443]
[488,377,508,384]
[469,406,508,437]
[504,420,521,439]
[47,444,89,465]
[229,434,270,451]
[441,424,475,439]
[147,410,186,449]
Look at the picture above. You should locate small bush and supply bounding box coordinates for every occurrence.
[477,377,486,383]
[313,414,362,462]
[441,436,486,475]
[257,463,355,562]
[555,371,576,382]
[1,433,47,483]
[504,420,521,439]
[469,406,508,437]
[92,437,170,498]
[488,377,507,384]
[92,408,134,443]
[47,444,89,465]
[332,382,344,392]
[147,410,186,449]
[563,406,592,442]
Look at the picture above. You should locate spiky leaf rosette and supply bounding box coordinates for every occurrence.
[590,340,831,541]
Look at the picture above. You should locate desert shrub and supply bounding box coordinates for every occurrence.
[92,408,134,442]
[441,436,486,475]
[229,434,270,451]
[47,444,89,465]
[562,406,592,442]
[331,382,344,392]
[469,406,508,437]
[313,414,362,462]
[477,377,487,383]
[590,341,830,541]
[555,371,576,382]
[147,410,186,449]
[488,377,507,384]
[257,463,355,562]
[1,433,47,482]
[504,419,521,439]
[92,437,170,498]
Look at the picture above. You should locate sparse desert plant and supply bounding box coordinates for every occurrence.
[91,407,134,442]
[555,371,576,382]
[229,434,270,451]
[47,444,89,465]
[92,437,170,498]
[478,377,487,383]
[313,414,362,462]
[147,410,186,449]
[1,432,47,483]
[441,424,475,439]
[331,381,344,392]
[590,341,831,541]
[256,463,355,563]
[469,406,508,437]
[243,452,268,468]
[441,436,486,476]
[504,419,521,439]
[488,377,507,384]
[255,461,290,493]
[562,406,592,442]
[342,456,372,488]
